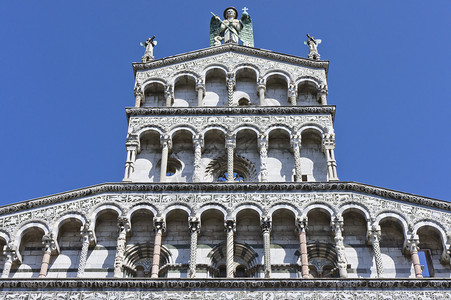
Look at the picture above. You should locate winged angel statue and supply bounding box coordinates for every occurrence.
[210,7,254,47]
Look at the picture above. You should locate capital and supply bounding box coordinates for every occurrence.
[153,217,166,232]
[290,135,301,149]
[117,216,131,233]
[193,135,204,149]
[189,217,201,233]
[160,135,172,149]
[225,135,236,148]
[407,234,420,253]
[296,216,308,231]
[224,219,236,232]
[261,216,271,233]
[164,85,173,97]
[42,233,58,254]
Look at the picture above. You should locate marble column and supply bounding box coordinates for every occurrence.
[196,79,205,107]
[165,85,173,107]
[258,135,269,182]
[261,217,272,278]
[296,217,310,278]
[257,77,266,106]
[318,84,328,105]
[123,138,139,182]
[408,235,423,278]
[1,245,17,278]
[192,135,203,182]
[159,135,172,183]
[151,218,166,278]
[332,216,348,278]
[226,73,235,106]
[369,225,384,278]
[289,82,297,106]
[77,223,94,278]
[291,135,302,182]
[134,83,144,107]
[225,135,236,182]
[225,220,235,278]
[188,217,200,278]
[39,233,57,278]
[113,217,130,278]
[323,137,339,181]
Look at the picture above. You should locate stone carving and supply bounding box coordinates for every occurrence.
[291,135,302,182]
[258,135,268,182]
[210,7,254,47]
[192,136,203,182]
[369,224,384,278]
[260,216,271,278]
[331,216,348,278]
[77,221,94,277]
[188,217,200,278]
[225,219,236,277]
[134,83,144,107]
[114,217,130,278]
[305,34,321,60]
[140,36,157,62]
[226,72,236,106]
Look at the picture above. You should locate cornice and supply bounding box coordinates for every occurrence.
[132,44,329,75]
[126,106,336,120]
[0,182,448,216]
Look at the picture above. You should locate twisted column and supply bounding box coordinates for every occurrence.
[225,135,236,182]
[332,216,348,278]
[225,220,235,278]
[113,217,130,278]
[39,233,57,278]
[134,83,144,107]
[289,82,297,106]
[257,77,266,106]
[323,135,339,181]
[188,217,200,278]
[151,218,166,278]
[192,135,203,182]
[258,135,269,182]
[226,73,235,106]
[296,217,310,278]
[196,79,205,107]
[408,235,423,278]
[261,217,272,278]
[291,135,302,182]
[77,222,94,277]
[165,85,173,107]
[123,137,139,182]
[159,135,172,183]
[1,244,17,278]
[318,84,328,105]
[369,224,384,278]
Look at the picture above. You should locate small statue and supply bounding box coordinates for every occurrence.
[140,36,157,62]
[304,34,322,60]
[210,7,254,47]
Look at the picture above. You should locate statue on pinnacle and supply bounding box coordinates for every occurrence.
[210,7,254,47]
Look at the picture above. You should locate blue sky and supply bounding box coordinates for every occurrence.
[0,1,450,205]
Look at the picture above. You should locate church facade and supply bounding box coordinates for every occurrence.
[0,7,450,299]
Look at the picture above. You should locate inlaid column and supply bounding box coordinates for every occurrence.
[226,73,236,106]
[258,135,269,182]
[225,220,235,278]
[188,217,200,278]
[1,244,17,278]
[77,222,94,278]
[192,135,204,182]
[291,135,302,182]
[332,216,348,278]
[296,217,310,278]
[408,235,423,278]
[257,77,266,106]
[165,85,173,107]
[196,79,205,107]
[151,218,166,278]
[318,84,328,105]
[114,217,130,278]
[159,135,172,183]
[39,233,57,278]
[369,224,384,278]
[323,136,339,181]
[123,137,139,182]
[261,217,272,278]
[134,83,144,107]
[289,82,297,106]
[225,135,236,182]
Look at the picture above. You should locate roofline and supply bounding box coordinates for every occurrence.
[0,182,448,216]
[132,44,329,76]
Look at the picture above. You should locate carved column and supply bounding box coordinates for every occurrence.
[225,135,236,182]
[159,135,172,183]
[322,136,339,181]
[369,224,384,278]
[123,137,139,182]
[225,219,235,278]
[188,217,200,278]
[261,217,272,278]
[258,135,269,182]
[77,222,94,278]
[192,135,203,182]
[114,217,130,278]
[289,82,297,106]
[331,216,348,278]
[39,233,57,278]
[407,235,423,278]
[134,83,144,107]
[1,244,17,278]
[291,135,302,182]
[296,217,310,278]
[318,84,328,105]
[226,72,235,106]
[165,85,173,107]
[257,77,266,106]
[196,79,205,107]
[151,218,166,278]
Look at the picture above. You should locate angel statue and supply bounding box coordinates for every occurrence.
[304,34,321,60]
[210,7,254,47]
[140,36,157,62]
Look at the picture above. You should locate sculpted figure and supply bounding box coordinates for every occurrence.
[305,33,322,60]
[140,36,157,62]
[210,7,254,47]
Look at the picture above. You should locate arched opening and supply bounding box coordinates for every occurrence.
[11,227,46,278]
[379,218,410,278]
[307,241,339,278]
[173,75,197,107]
[238,98,250,106]
[300,129,327,182]
[202,129,225,182]
[234,68,257,105]
[297,81,319,106]
[166,130,193,182]
[265,75,288,106]
[208,242,258,278]
[271,209,298,278]
[143,82,165,107]
[235,129,258,181]
[267,129,294,182]
[199,209,226,277]
[417,226,450,278]
[204,69,227,106]
[133,130,161,182]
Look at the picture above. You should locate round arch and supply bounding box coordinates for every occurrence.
[14,221,50,249]
[263,71,291,85]
[52,212,87,237]
[89,203,124,230]
[295,76,322,89]
[171,71,200,86]
[127,203,158,220]
[141,79,167,92]
[302,202,336,218]
[265,125,293,137]
[232,64,260,78]
[268,203,299,219]
[161,204,193,220]
[231,203,264,219]
[298,124,326,137]
[375,211,410,239]
[197,204,228,220]
[413,219,448,251]
[169,125,197,138]
[202,65,229,80]
[201,125,228,136]
[232,125,261,136]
